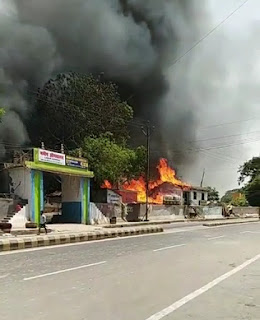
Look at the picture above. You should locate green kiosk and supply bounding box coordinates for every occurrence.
[25,148,94,225]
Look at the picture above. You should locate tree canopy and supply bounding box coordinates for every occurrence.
[238,157,260,183]
[30,73,133,149]
[244,176,260,207]
[221,188,248,206]
[73,134,146,186]
[238,156,260,206]
[221,189,239,204]
[207,187,219,202]
[230,193,248,207]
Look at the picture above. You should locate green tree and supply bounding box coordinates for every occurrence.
[230,193,248,207]
[30,73,133,149]
[238,157,260,183]
[221,188,240,203]
[244,176,260,206]
[238,157,260,206]
[0,108,5,122]
[207,187,219,201]
[74,134,146,186]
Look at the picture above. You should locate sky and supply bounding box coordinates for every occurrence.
[169,0,260,195]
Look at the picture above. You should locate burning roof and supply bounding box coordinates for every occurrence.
[102,158,190,204]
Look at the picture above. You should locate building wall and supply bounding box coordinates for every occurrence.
[0,198,13,221]
[0,168,9,193]
[62,176,81,202]
[9,167,31,200]
[60,176,90,224]
[190,190,208,206]
[61,176,81,223]
[8,167,32,220]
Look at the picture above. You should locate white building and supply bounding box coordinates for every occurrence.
[183,186,208,206]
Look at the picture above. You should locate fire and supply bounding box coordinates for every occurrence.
[123,176,146,202]
[157,158,188,187]
[101,180,112,189]
[102,158,190,204]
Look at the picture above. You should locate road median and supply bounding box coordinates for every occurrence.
[203,218,259,227]
[0,225,163,252]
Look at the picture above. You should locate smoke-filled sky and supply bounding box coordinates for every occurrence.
[0,0,259,194]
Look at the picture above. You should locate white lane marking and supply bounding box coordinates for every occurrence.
[241,231,260,234]
[145,253,260,320]
[1,221,259,256]
[23,261,106,281]
[164,227,204,234]
[0,274,9,279]
[207,235,225,240]
[153,244,186,252]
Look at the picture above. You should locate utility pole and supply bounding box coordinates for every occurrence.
[142,121,153,221]
[200,168,205,187]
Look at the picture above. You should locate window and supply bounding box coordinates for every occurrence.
[193,191,197,200]
[201,192,205,201]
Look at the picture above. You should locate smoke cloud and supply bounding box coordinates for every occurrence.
[0,0,206,151]
[0,0,259,193]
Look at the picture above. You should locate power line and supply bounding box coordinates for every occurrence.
[125,0,250,103]
[207,149,243,162]
[150,137,260,155]
[0,141,32,148]
[28,87,260,135]
[168,0,250,69]
[200,150,239,167]
[198,117,260,130]
[188,130,260,144]
[197,137,260,151]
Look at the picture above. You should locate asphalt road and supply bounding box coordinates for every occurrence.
[0,221,260,320]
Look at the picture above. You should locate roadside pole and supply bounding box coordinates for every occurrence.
[142,121,152,221]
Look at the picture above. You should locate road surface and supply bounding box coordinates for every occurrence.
[0,221,260,320]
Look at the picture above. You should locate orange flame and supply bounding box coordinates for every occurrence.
[101,158,190,204]
[157,158,189,187]
[101,180,112,189]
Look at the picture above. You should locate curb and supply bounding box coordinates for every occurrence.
[103,220,180,228]
[103,217,241,228]
[203,219,259,227]
[0,226,163,252]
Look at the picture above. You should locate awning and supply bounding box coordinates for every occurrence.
[25,161,94,178]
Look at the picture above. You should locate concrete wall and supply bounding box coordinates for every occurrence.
[89,203,109,225]
[126,204,224,221]
[9,167,31,200]
[0,198,13,221]
[202,206,223,219]
[233,206,259,218]
[150,205,185,220]
[95,203,121,219]
[126,204,185,221]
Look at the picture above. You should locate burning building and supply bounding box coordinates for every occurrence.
[101,158,208,205]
